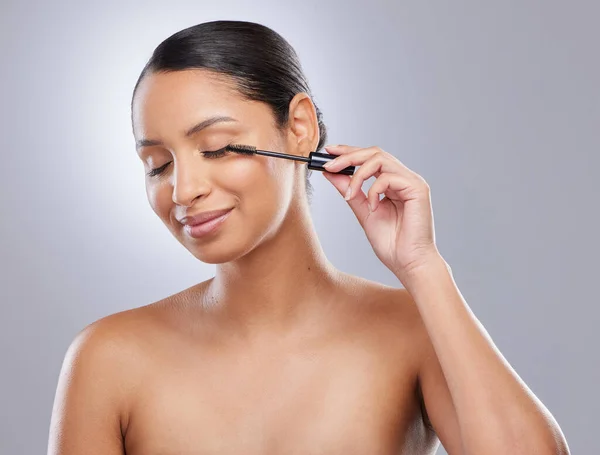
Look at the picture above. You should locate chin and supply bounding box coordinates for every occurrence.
[190,248,241,265]
[180,232,252,265]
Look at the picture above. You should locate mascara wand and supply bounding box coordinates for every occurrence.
[224,144,356,175]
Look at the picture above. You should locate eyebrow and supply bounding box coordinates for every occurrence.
[135,115,239,150]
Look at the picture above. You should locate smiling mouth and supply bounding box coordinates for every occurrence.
[180,207,234,226]
[183,208,233,239]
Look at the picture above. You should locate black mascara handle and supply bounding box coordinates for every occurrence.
[308,152,356,175]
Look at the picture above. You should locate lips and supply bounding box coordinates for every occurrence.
[179,208,234,226]
[183,208,233,239]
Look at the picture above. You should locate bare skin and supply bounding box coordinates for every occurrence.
[48,68,568,454]
[48,69,448,454]
[73,274,441,455]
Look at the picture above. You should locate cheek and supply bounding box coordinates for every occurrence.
[145,180,172,218]
[223,157,262,186]
[218,155,293,214]
[219,156,282,194]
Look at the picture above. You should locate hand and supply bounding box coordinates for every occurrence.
[321,144,442,279]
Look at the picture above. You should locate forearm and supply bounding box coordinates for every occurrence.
[398,255,569,455]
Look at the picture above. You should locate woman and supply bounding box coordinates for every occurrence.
[48,20,569,455]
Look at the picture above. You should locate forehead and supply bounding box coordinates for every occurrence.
[132,69,254,135]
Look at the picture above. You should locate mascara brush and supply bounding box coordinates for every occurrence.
[224,144,356,175]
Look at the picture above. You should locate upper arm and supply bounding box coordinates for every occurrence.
[48,319,129,455]
[415,311,464,455]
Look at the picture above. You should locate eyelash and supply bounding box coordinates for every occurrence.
[146,146,231,177]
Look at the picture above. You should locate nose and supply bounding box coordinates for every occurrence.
[171,154,212,207]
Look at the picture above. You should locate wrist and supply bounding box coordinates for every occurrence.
[394,252,451,287]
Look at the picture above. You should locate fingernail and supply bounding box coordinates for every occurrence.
[325,144,339,148]
[344,186,352,200]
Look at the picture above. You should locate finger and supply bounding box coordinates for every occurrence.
[322,169,370,226]
[323,145,375,165]
[323,144,363,157]
[343,153,395,202]
[323,147,386,173]
[325,146,416,178]
[367,172,430,211]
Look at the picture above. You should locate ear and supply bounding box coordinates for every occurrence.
[286,92,320,157]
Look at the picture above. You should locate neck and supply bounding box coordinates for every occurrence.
[201,198,341,338]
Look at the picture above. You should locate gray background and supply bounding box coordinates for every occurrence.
[1,1,598,453]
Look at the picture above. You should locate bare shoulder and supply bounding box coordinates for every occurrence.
[72,306,154,355]
[49,295,188,453]
[336,271,423,331]
[53,286,200,433]
[331,272,427,360]
[68,281,205,364]
[62,305,158,396]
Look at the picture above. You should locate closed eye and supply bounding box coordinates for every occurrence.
[146,161,171,177]
[146,146,231,177]
[201,146,229,159]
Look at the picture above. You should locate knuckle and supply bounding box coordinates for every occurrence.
[355,166,369,178]
[419,177,430,190]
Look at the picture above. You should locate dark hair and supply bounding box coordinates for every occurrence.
[132,20,328,204]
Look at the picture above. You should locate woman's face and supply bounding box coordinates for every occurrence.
[132,69,309,264]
